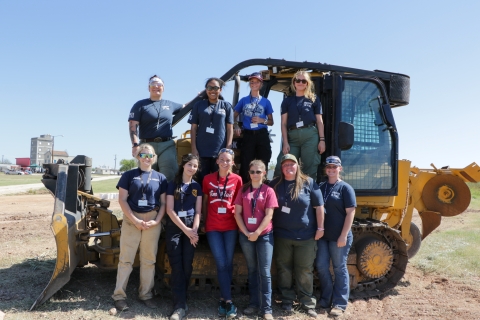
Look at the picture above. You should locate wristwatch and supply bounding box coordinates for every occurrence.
[264,118,268,125]
[132,142,139,148]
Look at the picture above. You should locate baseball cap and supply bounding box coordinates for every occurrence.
[325,156,341,166]
[248,72,263,82]
[281,154,298,164]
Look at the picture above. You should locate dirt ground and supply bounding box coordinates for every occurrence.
[1,194,479,320]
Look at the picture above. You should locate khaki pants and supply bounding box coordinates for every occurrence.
[112,209,161,301]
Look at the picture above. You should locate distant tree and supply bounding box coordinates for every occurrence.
[119,159,137,172]
[268,161,276,171]
[0,158,12,164]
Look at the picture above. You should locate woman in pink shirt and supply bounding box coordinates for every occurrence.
[234,160,278,320]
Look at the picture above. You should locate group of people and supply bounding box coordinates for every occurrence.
[112,72,357,319]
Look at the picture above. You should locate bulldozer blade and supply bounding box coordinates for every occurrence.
[30,166,80,310]
[419,210,442,240]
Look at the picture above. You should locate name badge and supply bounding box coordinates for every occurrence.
[138,199,148,206]
[206,127,215,134]
[248,217,257,224]
[296,121,304,128]
[178,211,187,217]
[250,123,258,129]
[281,206,291,213]
[218,207,227,214]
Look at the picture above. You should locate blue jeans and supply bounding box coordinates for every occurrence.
[206,230,238,301]
[239,232,274,314]
[315,231,353,311]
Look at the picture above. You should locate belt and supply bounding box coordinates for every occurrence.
[243,128,268,135]
[141,136,175,143]
[288,123,316,131]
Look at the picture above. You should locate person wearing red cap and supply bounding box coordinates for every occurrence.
[233,72,274,183]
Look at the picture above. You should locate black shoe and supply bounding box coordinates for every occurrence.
[281,302,292,312]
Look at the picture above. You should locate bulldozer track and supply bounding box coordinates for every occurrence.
[349,220,409,299]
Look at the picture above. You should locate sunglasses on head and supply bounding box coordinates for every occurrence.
[139,153,155,159]
[218,148,234,156]
[206,85,220,91]
[294,79,307,84]
[249,170,263,175]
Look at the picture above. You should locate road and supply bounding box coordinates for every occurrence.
[0,175,119,196]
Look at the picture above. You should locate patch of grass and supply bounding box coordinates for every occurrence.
[467,182,480,207]
[91,177,120,193]
[411,211,480,279]
[0,174,42,186]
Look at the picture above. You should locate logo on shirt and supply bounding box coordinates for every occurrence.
[244,103,264,117]
[129,112,134,119]
[188,114,192,121]
[331,191,341,199]
[192,189,197,197]
[162,106,170,110]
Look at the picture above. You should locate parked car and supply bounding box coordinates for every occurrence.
[24,170,32,175]
[5,170,24,175]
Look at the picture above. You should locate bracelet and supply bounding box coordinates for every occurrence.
[317,228,324,231]
[264,118,268,125]
[132,143,139,148]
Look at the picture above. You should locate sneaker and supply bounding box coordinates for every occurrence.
[281,302,292,312]
[263,313,274,320]
[330,307,344,317]
[226,301,237,318]
[243,306,259,315]
[143,298,157,309]
[302,305,317,318]
[114,300,128,311]
[218,300,227,316]
[170,308,186,320]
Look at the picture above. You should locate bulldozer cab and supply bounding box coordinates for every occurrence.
[173,59,410,196]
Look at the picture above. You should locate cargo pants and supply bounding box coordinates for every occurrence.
[112,209,161,301]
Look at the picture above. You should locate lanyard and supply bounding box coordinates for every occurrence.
[139,169,153,200]
[152,100,163,130]
[323,180,339,203]
[180,182,191,211]
[295,96,304,121]
[208,102,218,127]
[282,180,295,207]
[250,95,261,116]
[250,184,263,217]
[217,172,230,207]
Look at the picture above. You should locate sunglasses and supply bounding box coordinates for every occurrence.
[206,86,220,91]
[218,148,234,156]
[294,79,307,84]
[282,163,296,167]
[139,153,155,159]
[325,165,338,169]
[249,170,263,175]
[149,83,164,87]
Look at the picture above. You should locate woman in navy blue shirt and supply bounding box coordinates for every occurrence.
[165,153,203,320]
[112,143,168,311]
[315,156,356,317]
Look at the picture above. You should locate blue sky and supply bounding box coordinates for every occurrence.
[1,1,479,171]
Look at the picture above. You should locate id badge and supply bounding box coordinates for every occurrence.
[178,211,187,217]
[281,206,291,213]
[248,217,257,224]
[296,121,304,128]
[206,127,215,134]
[250,123,258,129]
[138,199,148,206]
[218,207,227,214]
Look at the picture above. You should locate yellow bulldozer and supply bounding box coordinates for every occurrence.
[31,58,480,309]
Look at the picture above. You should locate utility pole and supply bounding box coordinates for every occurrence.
[114,154,117,171]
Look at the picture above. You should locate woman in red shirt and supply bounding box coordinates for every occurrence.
[202,148,242,318]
